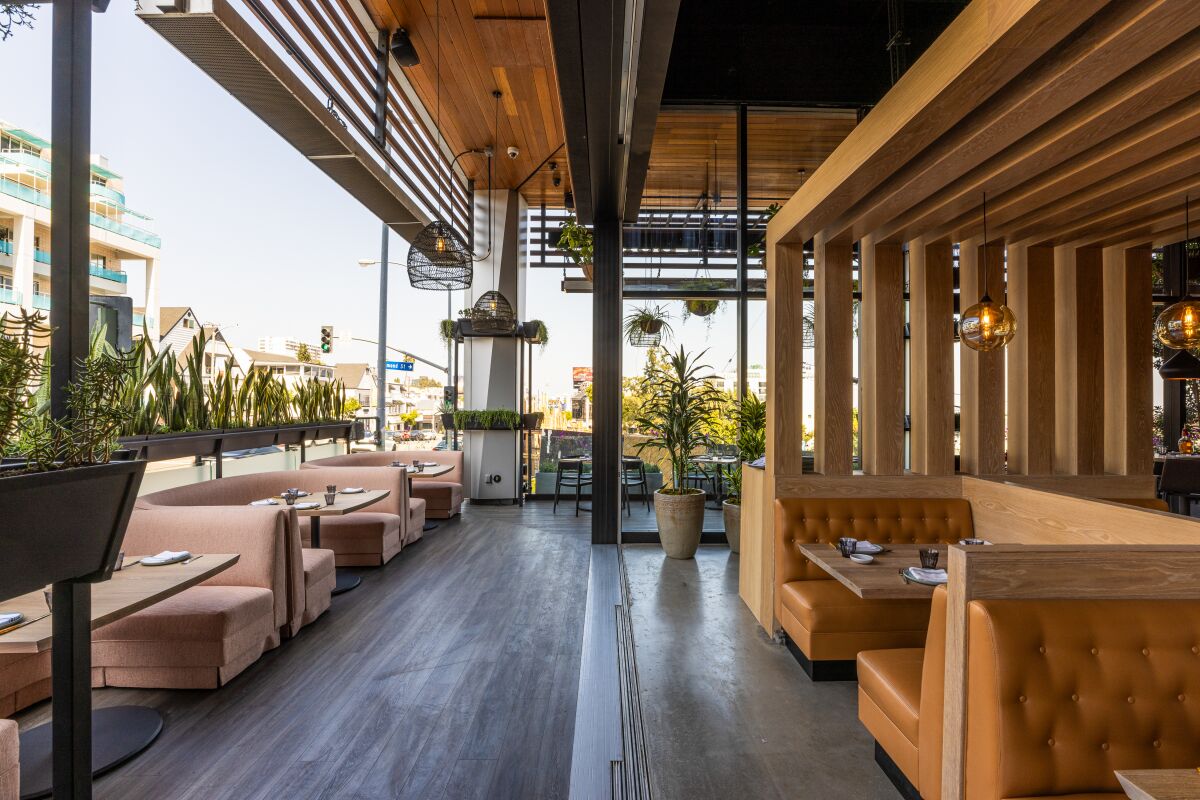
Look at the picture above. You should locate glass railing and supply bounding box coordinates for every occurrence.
[32,293,50,311]
[0,288,21,306]
[34,249,50,264]
[0,151,51,176]
[90,183,126,206]
[0,176,50,208]
[132,312,144,327]
[0,241,11,256]
[88,212,161,248]
[89,264,128,283]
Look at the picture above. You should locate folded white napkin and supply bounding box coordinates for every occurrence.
[142,550,191,566]
[904,567,948,585]
[281,490,310,497]
[854,541,884,554]
[250,498,279,506]
[422,462,439,467]
[294,501,321,510]
[341,487,365,494]
[0,612,24,629]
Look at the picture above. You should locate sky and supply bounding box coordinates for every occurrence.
[0,5,764,399]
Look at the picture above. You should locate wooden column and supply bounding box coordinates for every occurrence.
[860,235,905,474]
[768,241,809,478]
[1006,244,1056,474]
[958,237,1006,474]
[1053,245,1105,475]
[813,231,854,475]
[909,238,956,475]
[1103,245,1153,475]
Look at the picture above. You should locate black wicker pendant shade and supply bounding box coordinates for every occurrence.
[470,290,517,334]
[407,221,473,290]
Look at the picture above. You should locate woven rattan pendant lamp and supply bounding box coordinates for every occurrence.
[407,0,472,290]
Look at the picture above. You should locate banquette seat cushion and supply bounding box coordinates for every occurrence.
[0,718,17,800]
[300,513,401,566]
[300,548,336,626]
[775,498,972,663]
[305,450,465,519]
[0,651,50,717]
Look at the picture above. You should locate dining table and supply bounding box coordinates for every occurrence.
[690,454,741,507]
[1116,769,1200,800]
[797,542,944,600]
[0,554,239,800]
[394,462,455,530]
[291,489,390,594]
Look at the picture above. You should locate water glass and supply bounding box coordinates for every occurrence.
[326,484,337,494]
[919,547,940,570]
[324,492,337,506]
[283,490,298,506]
[837,537,857,558]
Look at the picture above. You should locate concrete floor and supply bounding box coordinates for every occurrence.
[623,545,899,800]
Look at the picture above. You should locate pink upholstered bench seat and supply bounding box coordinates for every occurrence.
[0,651,51,718]
[301,548,335,625]
[301,513,401,567]
[411,480,461,519]
[0,718,17,800]
[93,585,276,689]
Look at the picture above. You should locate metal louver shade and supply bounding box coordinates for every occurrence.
[407,220,473,290]
[470,290,517,334]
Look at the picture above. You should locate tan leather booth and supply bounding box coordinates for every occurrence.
[859,592,1200,800]
[306,449,464,519]
[774,498,972,678]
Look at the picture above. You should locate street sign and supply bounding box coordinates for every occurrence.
[386,360,414,371]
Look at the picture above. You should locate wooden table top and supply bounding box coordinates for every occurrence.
[1117,769,1200,800]
[0,554,239,654]
[290,488,390,517]
[407,463,454,478]
[797,543,943,599]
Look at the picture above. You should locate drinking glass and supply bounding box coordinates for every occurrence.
[283,490,297,506]
[837,537,857,558]
[391,461,402,468]
[326,484,337,494]
[919,547,940,569]
[324,492,337,506]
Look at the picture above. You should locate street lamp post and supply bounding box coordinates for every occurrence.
[359,250,390,450]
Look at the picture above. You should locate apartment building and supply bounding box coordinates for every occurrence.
[0,121,161,337]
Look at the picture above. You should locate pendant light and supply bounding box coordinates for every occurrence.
[408,0,472,291]
[1159,349,1200,381]
[959,192,1017,352]
[1154,196,1200,349]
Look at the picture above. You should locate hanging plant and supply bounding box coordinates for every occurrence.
[682,279,725,322]
[746,203,782,262]
[439,319,457,346]
[556,214,594,281]
[523,319,550,349]
[623,305,673,347]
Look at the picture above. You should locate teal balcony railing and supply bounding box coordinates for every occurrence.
[89,213,161,248]
[132,312,144,327]
[0,175,50,208]
[90,183,126,206]
[0,151,51,176]
[0,241,11,256]
[32,293,50,311]
[0,288,20,306]
[34,249,50,264]
[89,264,128,283]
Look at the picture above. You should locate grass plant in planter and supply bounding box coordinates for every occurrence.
[622,305,673,348]
[0,311,146,599]
[556,214,594,282]
[722,392,766,553]
[631,347,722,558]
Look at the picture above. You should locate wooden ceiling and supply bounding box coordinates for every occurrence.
[363,0,569,200]
[641,108,859,212]
[770,0,1200,251]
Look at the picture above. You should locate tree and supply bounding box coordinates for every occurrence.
[343,397,362,416]
[1,4,36,41]
[415,376,441,388]
[400,409,420,429]
[295,343,316,364]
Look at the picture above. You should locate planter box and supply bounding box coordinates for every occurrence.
[314,422,352,440]
[444,412,543,431]
[275,424,312,446]
[0,460,146,600]
[128,430,220,461]
[219,426,279,450]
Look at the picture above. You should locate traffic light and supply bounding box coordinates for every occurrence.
[320,325,333,354]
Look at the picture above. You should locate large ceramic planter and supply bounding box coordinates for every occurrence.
[0,460,146,599]
[723,499,742,553]
[654,488,705,559]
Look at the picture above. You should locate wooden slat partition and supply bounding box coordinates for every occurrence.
[737,465,773,632]
[1102,245,1153,475]
[908,238,955,475]
[768,242,809,478]
[941,544,1200,800]
[958,237,1006,474]
[813,232,854,475]
[1053,246,1105,474]
[860,236,905,475]
[1005,243,1055,474]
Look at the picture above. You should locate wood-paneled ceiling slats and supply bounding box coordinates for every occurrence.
[770,0,1200,253]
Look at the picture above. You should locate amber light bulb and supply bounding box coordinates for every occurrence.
[434,236,447,253]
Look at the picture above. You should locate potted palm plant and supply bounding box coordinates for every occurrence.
[722,392,766,553]
[0,311,145,599]
[633,347,722,559]
[556,214,594,281]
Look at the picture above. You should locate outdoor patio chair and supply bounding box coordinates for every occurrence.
[621,457,651,515]
[554,457,592,516]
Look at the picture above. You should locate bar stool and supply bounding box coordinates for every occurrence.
[553,457,592,516]
[621,457,651,516]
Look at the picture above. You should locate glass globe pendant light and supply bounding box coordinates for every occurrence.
[1154,196,1200,349]
[960,192,1017,352]
[407,0,473,291]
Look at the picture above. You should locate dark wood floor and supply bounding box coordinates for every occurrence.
[18,503,591,800]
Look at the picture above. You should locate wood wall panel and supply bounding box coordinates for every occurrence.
[768,242,808,478]
[909,238,955,475]
[1053,245,1105,474]
[813,232,853,475]
[738,465,773,632]
[1102,245,1153,475]
[860,237,905,475]
[1005,243,1056,474]
[958,237,1006,474]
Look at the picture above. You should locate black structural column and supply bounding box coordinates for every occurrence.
[373,27,390,451]
[1163,242,1187,445]
[592,214,622,544]
[736,104,749,402]
[50,1,95,796]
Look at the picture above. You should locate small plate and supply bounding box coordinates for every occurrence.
[849,553,874,564]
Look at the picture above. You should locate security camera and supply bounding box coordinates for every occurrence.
[506,146,520,160]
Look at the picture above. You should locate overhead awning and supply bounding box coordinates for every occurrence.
[138,0,430,235]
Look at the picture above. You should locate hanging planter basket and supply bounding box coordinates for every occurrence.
[469,290,517,334]
[407,221,473,290]
[685,298,720,318]
[629,328,662,348]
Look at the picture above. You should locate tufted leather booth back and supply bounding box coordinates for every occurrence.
[965,599,1200,800]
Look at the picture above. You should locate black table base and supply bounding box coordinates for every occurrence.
[19,705,163,800]
[310,516,361,595]
[422,521,439,532]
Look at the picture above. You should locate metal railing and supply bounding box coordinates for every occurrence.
[89,263,128,283]
[0,287,21,305]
